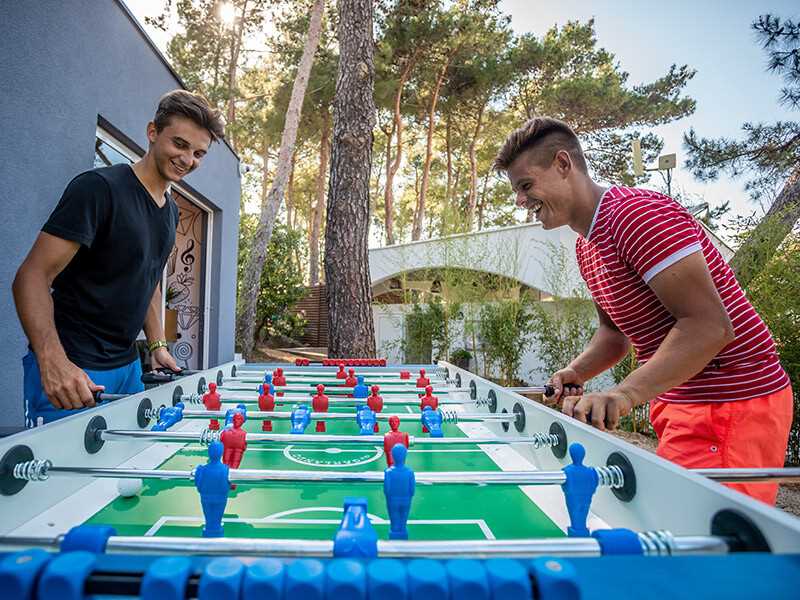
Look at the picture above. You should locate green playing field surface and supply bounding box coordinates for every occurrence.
[86,398,564,541]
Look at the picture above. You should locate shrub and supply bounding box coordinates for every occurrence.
[479,298,535,385]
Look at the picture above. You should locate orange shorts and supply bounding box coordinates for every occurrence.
[650,385,793,505]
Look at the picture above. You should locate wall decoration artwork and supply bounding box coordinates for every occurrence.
[166,191,206,369]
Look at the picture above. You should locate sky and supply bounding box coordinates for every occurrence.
[126,0,797,243]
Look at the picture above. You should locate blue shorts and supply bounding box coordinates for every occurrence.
[23,350,144,427]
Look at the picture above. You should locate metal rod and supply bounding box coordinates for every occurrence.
[0,534,729,558]
[692,467,800,483]
[193,394,470,406]
[100,429,550,447]
[226,375,447,384]
[188,393,477,406]
[218,384,460,394]
[178,409,514,423]
[24,463,625,488]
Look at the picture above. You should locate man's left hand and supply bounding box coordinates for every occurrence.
[151,346,181,372]
[562,389,636,431]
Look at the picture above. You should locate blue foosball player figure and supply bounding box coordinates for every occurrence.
[420,407,443,438]
[333,497,378,558]
[290,404,311,434]
[561,443,599,537]
[151,402,185,431]
[384,444,415,540]
[356,405,376,435]
[194,440,231,538]
[353,376,370,399]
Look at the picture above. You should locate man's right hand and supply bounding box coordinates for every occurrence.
[39,353,103,410]
[546,367,585,403]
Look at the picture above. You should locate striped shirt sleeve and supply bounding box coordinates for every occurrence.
[609,196,702,283]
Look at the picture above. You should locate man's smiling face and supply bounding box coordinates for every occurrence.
[507,148,575,230]
[148,115,211,183]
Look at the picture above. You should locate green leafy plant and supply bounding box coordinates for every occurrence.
[734,222,800,464]
[479,298,535,385]
[236,218,307,349]
[403,299,461,363]
[449,347,472,369]
[450,347,472,361]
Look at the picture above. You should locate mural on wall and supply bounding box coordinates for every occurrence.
[166,191,206,370]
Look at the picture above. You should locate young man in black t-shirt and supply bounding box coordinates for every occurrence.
[13,90,225,426]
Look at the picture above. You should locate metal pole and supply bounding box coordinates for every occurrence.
[0,533,729,558]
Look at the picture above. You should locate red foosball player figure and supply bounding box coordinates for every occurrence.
[399,370,410,380]
[220,412,247,469]
[419,385,438,411]
[416,368,430,388]
[367,385,384,433]
[272,367,287,386]
[258,384,275,431]
[419,385,438,433]
[345,368,358,387]
[203,382,221,431]
[336,363,347,379]
[312,384,329,432]
[383,416,410,467]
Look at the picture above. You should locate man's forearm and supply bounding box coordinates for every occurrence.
[615,317,733,405]
[142,284,165,343]
[568,325,630,381]
[12,268,67,360]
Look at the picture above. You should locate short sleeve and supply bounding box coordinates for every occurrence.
[609,196,702,283]
[42,172,111,247]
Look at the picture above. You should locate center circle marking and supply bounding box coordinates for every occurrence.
[283,444,382,468]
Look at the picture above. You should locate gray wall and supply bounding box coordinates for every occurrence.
[0,1,240,429]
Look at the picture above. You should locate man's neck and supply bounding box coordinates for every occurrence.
[131,156,169,208]
[569,178,607,238]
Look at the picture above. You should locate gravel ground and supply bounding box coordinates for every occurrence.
[611,430,800,518]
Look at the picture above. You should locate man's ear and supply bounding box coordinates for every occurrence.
[146,121,158,144]
[554,149,572,175]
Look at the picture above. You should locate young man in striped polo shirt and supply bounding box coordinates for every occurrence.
[495,117,793,504]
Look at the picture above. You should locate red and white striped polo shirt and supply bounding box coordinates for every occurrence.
[575,185,789,403]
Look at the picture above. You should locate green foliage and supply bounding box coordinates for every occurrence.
[450,347,472,361]
[740,228,800,464]
[528,241,597,385]
[529,299,596,384]
[403,299,461,363]
[236,216,307,347]
[478,298,534,385]
[754,15,800,109]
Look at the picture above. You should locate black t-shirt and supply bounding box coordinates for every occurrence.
[42,164,179,369]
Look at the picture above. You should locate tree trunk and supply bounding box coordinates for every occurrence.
[309,109,331,286]
[730,166,800,288]
[383,53,419,246]
[225,0,249,150]
[286,151,296,229]
[478,168,490,230]
[466,101,486,230]
[259,137,270,208]
[445,113,453,205]
[325,0,376,358]
[235,0,325,358]
[412,56,451,241]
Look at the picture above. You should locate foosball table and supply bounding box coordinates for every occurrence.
[1,359,799,599]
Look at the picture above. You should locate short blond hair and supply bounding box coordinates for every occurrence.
[494,117,587,173]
